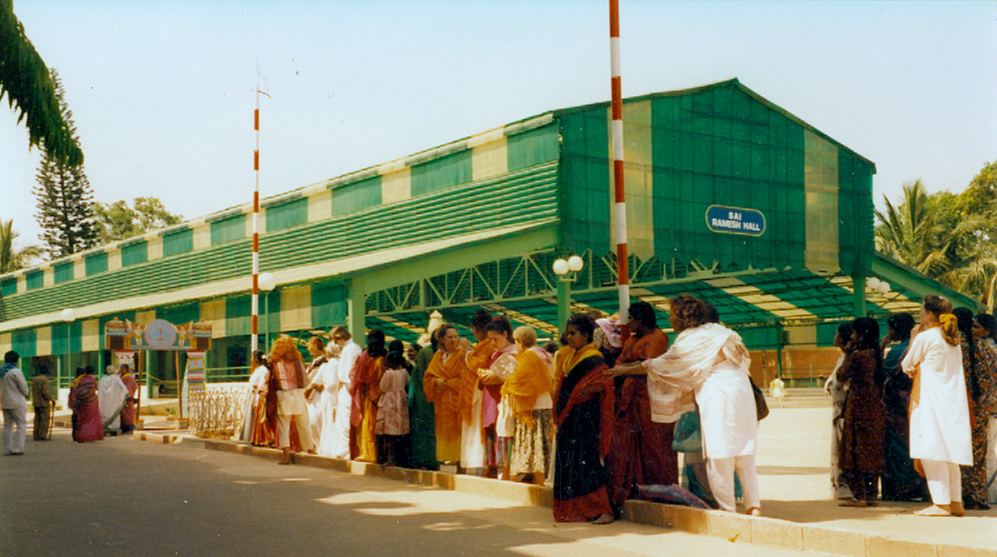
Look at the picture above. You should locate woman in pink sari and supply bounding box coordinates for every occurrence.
[69,366,104,443]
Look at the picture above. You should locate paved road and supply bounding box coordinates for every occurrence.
[1,430,828,557]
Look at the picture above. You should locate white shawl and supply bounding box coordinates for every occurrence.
[643,323,750,423]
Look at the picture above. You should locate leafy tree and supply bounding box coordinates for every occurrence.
[0,219,43,274]
[33,70,98,258]
[93,197,183,243]
[0,0,82,166]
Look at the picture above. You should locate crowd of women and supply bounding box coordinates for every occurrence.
[235,291,996,523]
[66,364,139,443]
[237,294,770,524]
[826,294,996,516]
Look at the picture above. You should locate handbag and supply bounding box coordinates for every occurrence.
[751,377,769,421]
[671,409,702,452]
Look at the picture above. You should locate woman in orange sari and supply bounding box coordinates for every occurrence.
[553,314,615,524]
[423,325,467,466]
[504,326,554,484]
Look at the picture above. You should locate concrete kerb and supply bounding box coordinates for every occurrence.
[131,432,994,557]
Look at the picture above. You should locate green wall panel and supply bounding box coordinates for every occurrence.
[51,320,83,355]
[26,270,43,290]
[332,176,381,216]
[163,229,193,257]
[410,150,473,196]
[211,214,246,246]
[12,328,36,357]
[1,278,15,296]
[507,123,559,172]
[54,262,74,284]
[157,303,200,326]
[311,280,348,329]
[121,242,148,267]
[85,253,108,276]
[266,198,307,231]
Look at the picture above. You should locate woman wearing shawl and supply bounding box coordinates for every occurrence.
[270,336,315,465]
[837,317,886,507]
[609,294,760,516]
[504,326,554,484]
[423,324,467,466]
[955,308,996,509]
[460,309,494,474]
[901,295,972,516]
[481,317,518,480]
[69,366,104,443]
[553,313,615,524]
[880,313,928,501]
[350,329,387,463]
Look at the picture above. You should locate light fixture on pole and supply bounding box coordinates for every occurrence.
[258,272,276,352]
[61,308,76,401]
[553,254,585,336]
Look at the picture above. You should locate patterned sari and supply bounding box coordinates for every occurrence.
[69,374,104,443]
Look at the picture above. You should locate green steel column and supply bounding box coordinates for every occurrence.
[852,274,867,317]
[557,279,571,337]
[347,276,367,346]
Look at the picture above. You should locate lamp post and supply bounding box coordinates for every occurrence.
[553,255,585,335]
[61,308,76,403]
[258,272,276,352]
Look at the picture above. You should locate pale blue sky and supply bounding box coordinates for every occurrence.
[2,0,995,252]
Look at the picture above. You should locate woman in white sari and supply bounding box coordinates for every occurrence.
[608,294,760,515]
[311,344,342,457]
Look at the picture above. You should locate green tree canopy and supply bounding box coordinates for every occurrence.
[0,219,42,274]
[33,69,98,258]
[875,162,997,308]
[93,197,183,243]
[0,0,83,166]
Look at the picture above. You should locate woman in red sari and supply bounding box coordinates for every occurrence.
[553,313,615,524]
[69,366,104,443]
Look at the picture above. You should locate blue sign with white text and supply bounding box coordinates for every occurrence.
[705,205,766,236]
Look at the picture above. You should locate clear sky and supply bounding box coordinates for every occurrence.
[2,0,995,253]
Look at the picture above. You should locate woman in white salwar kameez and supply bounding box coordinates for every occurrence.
[608,294,761,516]
[312,344,341,457]
[901,295,972,516]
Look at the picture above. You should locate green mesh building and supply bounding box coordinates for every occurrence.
[0,79,978,394]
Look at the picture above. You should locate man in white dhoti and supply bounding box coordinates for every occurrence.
[329,326,361,459]
[98,365,129,435]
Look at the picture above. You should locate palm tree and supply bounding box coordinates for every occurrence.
[0,0,83,166]
[0,219,43,274]
[876,179,995,305]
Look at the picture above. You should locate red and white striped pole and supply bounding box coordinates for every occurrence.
[251,87,261,353]
[610,0,630,325]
